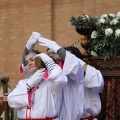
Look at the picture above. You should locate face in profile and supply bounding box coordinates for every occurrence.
[25,52,39,75]
[47,49,61,64]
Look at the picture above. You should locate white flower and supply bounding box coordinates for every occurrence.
[82,15,90,20]
[108,14,115,17]
[91,51,98,56]
[91,31,97,38]
[98,18,106,24]
[110,19,119,25]
[105,28,113,36]
[115,29,120,37]
[101,14,108,19]
[116,12,120,18]
[84,15,89,19]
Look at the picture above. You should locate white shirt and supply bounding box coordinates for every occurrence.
[79,59,104,118]
[59,51,84,120]
[8,65,68,119]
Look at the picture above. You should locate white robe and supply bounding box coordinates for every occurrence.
[8,65,68,119]
[59,51,84,120]
[79,59,104,118]
[59,51,104,120]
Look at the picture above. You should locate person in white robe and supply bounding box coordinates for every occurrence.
[37,35,85,120]
[8,34,68,120]
[23,32,104,120]
[46,46,104,120]
[20,32,85,120]
[64,46,104,120]
[38,37,104,120]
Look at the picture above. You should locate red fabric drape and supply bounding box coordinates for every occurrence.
[98,77,120,120]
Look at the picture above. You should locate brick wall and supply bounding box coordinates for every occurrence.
[0,0,120,89]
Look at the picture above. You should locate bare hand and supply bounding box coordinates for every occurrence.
[3,93,8,102]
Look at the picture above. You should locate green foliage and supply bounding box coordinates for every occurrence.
[70,12,120,60]
[70,15,98,29]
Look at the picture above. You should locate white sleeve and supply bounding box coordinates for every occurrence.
[47,64,68,95]
[62,51,84,84]
[8,79,29,109]
[84,65,104,93]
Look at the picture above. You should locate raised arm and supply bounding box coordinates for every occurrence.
[20,32,41,75]
[22,32,41,66]
[34,53,68,94]
[38,36,84,84]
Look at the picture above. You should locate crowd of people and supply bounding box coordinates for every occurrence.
[1,32,104,120]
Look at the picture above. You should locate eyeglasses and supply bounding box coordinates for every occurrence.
[47,52,56,56]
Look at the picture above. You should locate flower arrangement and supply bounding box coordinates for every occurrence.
[70,12,120,60]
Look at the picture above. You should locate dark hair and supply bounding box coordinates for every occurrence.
[64,46,83,59]
[22,49,41,66]
[47,48,50,52]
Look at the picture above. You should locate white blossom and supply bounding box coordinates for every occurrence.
[84,15,89,19]
[98,18,106,24]
[91,51,98,56]
[91,31,97,38]
[108,14,115,17]
[82,15,90,20]
[115,29,120,37]
[116,12,120,18]
[101,14,108,19]
[105,28,113,36]
[110,19,119,25]
[71,11,120,59]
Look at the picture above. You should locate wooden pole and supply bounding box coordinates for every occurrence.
[0,77,9,120]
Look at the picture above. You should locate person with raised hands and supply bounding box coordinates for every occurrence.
[23,31,104,120]
[19,31,41,76]
[64,46,104,120]
[8,36,68,120]
[38,34,104,120]
[46,46,104,120]
[29,32,84,120]
[19,32,85,120]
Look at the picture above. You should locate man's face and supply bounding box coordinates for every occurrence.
[47,49,61,64]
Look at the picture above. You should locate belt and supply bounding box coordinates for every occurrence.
[21,115,58,120]
[80,115,96,120]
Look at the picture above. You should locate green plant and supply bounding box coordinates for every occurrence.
[70,12,120,60]
[70,14,98,29]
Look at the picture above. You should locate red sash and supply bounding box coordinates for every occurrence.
[22,115,58,120]
[80,115,96,120]
[26,70,57,119]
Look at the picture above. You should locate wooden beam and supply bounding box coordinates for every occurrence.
[0,77,9,120]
